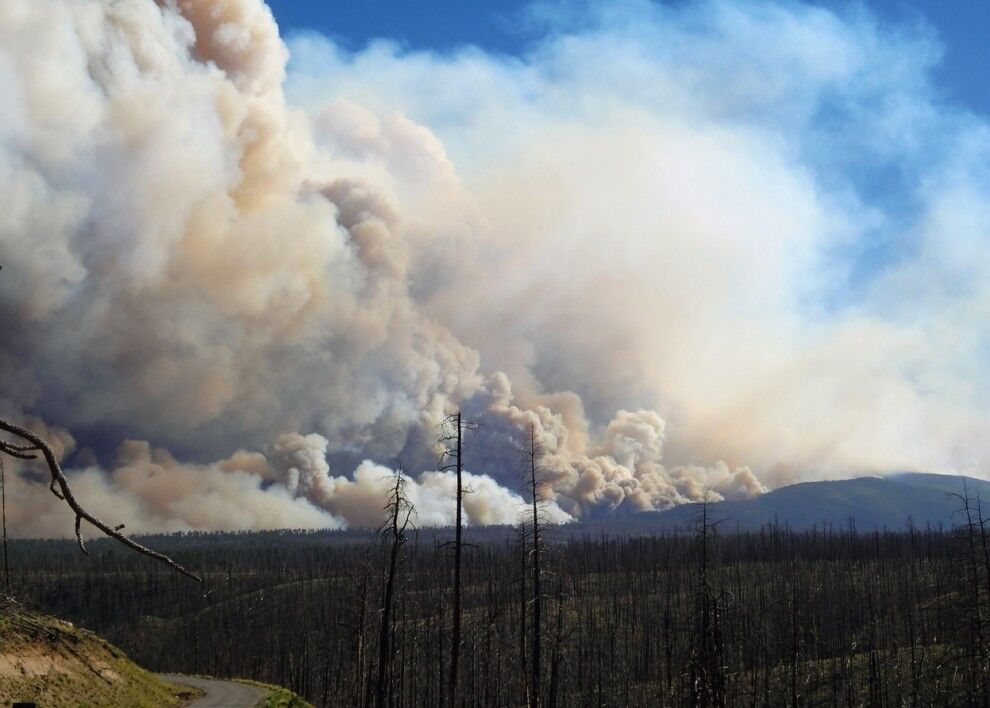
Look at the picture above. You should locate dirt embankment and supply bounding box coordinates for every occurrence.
[0,597,195,707]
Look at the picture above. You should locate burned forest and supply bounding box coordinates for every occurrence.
[4,508,990,706]
[5,0,990,706]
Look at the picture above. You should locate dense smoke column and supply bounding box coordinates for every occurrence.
[0,0,775,535]
[11,0,988,534]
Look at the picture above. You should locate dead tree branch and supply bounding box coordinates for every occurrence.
[0,416,201,582]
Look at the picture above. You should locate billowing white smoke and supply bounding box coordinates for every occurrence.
[484,374,765,516]
[269,431,572,527]
[0,0,759,535]
[1,428,569,537]
[2,0,987,535]
[0,0,480,461]
[288,1,990,486]
[1,425,334,536]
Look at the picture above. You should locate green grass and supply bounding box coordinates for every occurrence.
[235,678,314,707]
[0,599,196,707]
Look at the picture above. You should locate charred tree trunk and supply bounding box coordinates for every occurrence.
[354,567,370,705]
[375,472,413,708]
[1,457,8,592]
[517,525,530,706]
[450,412,463,705]
[437,411,474,706]
[547,578,564,708]
[953,485,989,705]
[691,498,726,708]
[976,497,990,616]
[528,423,542,707]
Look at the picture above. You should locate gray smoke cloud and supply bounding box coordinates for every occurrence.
[2,0,987,535]
[0,0,481,461]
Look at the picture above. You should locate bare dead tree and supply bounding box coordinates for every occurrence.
[1,457,8,592]
[515,521,531,706]
[353,560,372,705]
[975,493,990,616]
[0,416,200,582]
[690,494,726,708]
[436,410,477,705]
[524,422,546,708]
[546,577,564,708]
[949,483,990,704]
[374,468,415,708]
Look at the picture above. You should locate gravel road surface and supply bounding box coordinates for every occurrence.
[160,673,267,708]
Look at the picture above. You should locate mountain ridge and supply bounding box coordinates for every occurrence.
[641,472,990,531]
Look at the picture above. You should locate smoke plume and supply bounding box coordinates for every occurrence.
[1,0,988,535]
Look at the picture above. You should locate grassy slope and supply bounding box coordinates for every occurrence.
[235,678,314,707]
[0,598,196,707]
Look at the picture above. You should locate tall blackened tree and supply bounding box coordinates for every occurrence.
[515,521,531,706]
[690,496,726,708]
[437,411,477,704]
[374,468,415,708]
[524,422,547,707]
[1,457,8,591]
[949,484,990,704]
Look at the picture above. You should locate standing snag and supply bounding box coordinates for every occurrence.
[524,422,546,707]
[1,457,9,592]
[435,410,477,704]
[374,468,415,708]
[689,495,726,708]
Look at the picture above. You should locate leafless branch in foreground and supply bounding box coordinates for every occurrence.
[0,416,201,583]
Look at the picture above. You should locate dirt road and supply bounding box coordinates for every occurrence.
[160,674,267,707]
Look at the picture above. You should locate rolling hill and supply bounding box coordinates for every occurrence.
[642,472,990,531]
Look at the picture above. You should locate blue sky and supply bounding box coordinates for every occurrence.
[266,0,990,116]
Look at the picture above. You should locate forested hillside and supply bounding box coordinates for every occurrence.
[5,504,990,706]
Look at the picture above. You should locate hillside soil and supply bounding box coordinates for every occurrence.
[0,596,196,707]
